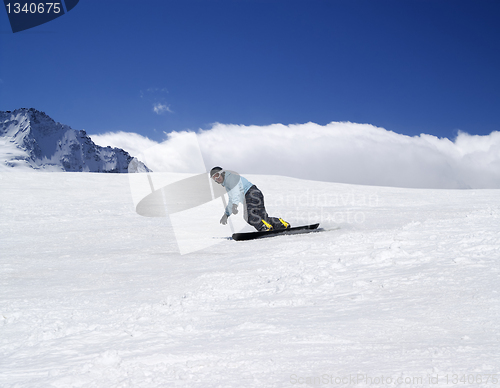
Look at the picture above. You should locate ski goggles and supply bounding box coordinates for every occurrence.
[210,170,224,180]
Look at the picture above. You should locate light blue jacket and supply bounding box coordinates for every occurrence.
[221,171,253,216]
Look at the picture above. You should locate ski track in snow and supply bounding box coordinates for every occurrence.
[1,172,499,387]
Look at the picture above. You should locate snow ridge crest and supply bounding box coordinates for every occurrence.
[0,108,150,172]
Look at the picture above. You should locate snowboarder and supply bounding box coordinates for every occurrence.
[210,167,290,232]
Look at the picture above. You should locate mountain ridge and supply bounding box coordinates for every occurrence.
[0,108,150,172]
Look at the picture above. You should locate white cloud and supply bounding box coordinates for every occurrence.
[90,122,500,189]
[153,103,172,115]
[89,131,158,157]
[139,131,207,174]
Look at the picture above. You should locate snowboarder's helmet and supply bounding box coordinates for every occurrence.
[210,166,223,178]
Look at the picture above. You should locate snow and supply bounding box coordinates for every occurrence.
[1,171,499,387]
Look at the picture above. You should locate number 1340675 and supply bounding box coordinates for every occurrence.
[5,3,62,14]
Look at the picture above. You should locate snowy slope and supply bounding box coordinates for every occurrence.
[1,172,499,387]
[0,109,149,172]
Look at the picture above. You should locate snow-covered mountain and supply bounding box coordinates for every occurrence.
[0,108,150,172]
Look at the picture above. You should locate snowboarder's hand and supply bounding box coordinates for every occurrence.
[220,214,228,225]
[232,204,238,215]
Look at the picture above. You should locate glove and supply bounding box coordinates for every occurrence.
[232,204,239,215]
[220,214,228,225]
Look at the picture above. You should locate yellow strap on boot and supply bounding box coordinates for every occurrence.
[261,219,273,231]
[279,218,290,229]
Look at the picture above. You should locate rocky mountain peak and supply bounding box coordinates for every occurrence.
[0,108,150,173]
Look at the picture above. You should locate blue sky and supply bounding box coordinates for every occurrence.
[1,0,499,142]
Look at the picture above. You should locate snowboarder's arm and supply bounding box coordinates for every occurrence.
[224,173,243,216]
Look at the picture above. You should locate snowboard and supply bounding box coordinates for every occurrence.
[232,223,320,241]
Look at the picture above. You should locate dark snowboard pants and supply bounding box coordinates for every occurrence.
[244,185,286,231]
